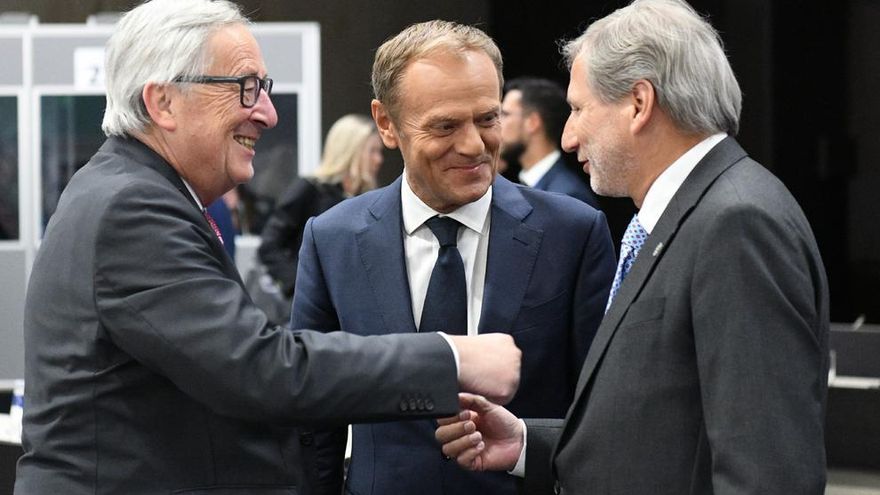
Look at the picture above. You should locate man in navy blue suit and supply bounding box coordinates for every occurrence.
[291,20,616,495]
[501,77,599,208]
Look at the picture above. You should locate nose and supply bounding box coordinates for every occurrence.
[561,114,577,153]
[251,89,278,129]
[456,123,488,157]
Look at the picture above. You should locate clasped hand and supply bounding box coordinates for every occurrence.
[434,393,524,472]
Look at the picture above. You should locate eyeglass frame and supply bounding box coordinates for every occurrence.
[174,75,273,108]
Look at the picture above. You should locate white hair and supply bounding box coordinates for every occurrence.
[561,0,741,136]
[101,0,247,137]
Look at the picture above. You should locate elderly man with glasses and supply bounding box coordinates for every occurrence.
[15,1,522,494]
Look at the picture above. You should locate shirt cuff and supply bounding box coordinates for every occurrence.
[437,332,460,378]
[508,419,527,477]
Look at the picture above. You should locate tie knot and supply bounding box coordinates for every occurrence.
[622,214,648,250]
[425,216,461,247]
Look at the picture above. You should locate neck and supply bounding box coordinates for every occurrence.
[519,138,557,170]
[629,129,709,209]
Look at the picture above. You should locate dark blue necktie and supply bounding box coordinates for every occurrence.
[419,216,468,335]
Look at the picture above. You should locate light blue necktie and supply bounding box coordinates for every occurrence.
[606,214,648,312]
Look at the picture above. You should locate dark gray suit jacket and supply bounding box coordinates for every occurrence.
[16,137,460,495]
[522,138,829,494]
[292,175,615,495]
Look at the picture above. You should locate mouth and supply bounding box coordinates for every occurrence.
[234,135,257,150]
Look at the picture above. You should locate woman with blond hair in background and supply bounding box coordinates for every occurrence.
[251,114,384,324]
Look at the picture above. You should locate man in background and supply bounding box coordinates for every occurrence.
[437,0,829,493]
[292,20,615,495]
[16,2,521,493]
[501,77,598,207]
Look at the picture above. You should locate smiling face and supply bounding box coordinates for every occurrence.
[374,49,501,213]
[169,23,278,204]
[561,53,636,198]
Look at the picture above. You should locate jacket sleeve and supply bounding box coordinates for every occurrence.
[518,418,565,495]
[93,182,460,426]
[691,203,828,494]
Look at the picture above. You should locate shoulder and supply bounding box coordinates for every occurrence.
[495,176,604,232]
[310,182,396,230]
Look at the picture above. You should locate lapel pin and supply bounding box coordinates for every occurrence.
[652,242,664,257]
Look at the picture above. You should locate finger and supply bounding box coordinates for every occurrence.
[459,393,495,414]
[437,409,474,427]
[453,441,486,470]
[441,431,483,459]
[435,418,476,444]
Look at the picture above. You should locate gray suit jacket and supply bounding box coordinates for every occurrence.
[16,137,459,495]
[522,138,829,494]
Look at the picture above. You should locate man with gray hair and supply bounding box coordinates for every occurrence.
[436,0,830,493]
[16,1,523,494]
[292,19,615,495]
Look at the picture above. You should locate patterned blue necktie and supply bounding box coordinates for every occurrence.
[606,214,648,312]
[420,216,468,335]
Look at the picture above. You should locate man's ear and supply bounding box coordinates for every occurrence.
[142,82,177,132]
[629,79,656,135]
[523,111,542,137]
[371,99,399,149]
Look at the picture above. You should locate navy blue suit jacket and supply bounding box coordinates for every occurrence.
[292,175,615,495]
[534,157,599,209]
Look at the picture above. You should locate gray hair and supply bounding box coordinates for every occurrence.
[561,0,741,136]
[101,0,248,137]
[372,20,503,120]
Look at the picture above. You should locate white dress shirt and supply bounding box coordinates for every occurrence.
[518,150,561,187]
[510,132,728,477]
[401,171,492,336]
[637,133,727,233]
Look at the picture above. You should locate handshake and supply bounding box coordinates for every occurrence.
[433,334,526,473]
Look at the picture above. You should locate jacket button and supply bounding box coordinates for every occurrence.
[425,399,434,411]
[409,398,417,410]
[300,432,314,446]
[416,398,425,410]
[399,400,409,412]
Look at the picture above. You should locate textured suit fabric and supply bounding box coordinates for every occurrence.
[16,137,460,495]
[292,174,616,495]
[522,138,830,494]
[533,158,598,209]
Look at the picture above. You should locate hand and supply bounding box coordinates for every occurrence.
[435,393,524,472]
[449,333,521,405]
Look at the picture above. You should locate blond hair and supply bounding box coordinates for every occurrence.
[312,114,379,195]
[371,20,503,119]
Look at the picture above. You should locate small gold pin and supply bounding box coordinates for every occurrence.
[652,242,664,257]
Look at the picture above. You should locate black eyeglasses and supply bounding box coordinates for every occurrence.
[175,75,273,108]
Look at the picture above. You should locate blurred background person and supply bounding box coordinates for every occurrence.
[500,77,598,208]
[250,114,383,324]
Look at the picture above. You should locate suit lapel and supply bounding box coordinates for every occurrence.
[560,137,749,445]
[106,137,244,285]
[478,177,542,334]
[355,177,418,334]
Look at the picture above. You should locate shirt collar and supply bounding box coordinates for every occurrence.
[181,178,205,211]
[638,133,727,233]
[401,170,492,236]
[518,150,561,187]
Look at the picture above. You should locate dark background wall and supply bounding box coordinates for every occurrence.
[4,0,878,324]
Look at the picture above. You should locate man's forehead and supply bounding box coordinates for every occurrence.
[207,24,266,74]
